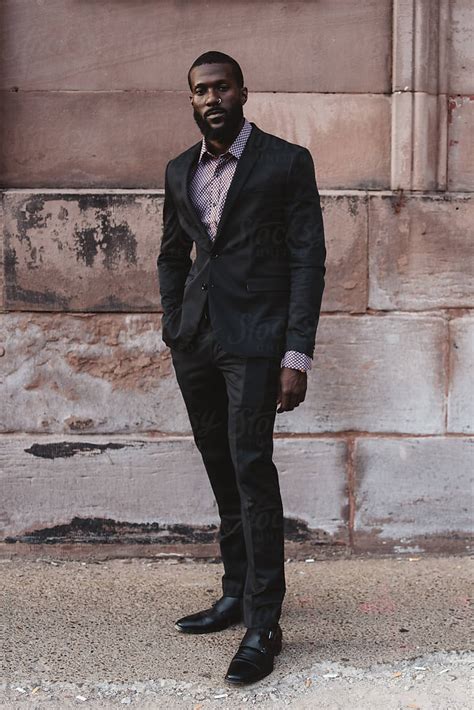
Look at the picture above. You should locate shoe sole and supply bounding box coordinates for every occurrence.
[224,666,274,686]
[174,619,242,634]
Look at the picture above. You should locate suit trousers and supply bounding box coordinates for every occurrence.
[169,306,286,629]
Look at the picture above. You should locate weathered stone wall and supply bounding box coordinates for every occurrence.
[0,0,472,556]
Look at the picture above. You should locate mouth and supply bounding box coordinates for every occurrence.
[206,110,226,119]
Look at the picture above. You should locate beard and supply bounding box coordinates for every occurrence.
[193,103,244,144]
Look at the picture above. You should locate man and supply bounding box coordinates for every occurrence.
[157,51,326,685]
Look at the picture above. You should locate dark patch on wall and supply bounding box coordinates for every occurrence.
[11,197,52,261]
[24,441,134,459]
[73,195,139,270]
[320,194,365,218]
[5,517,220,545]
[284,517,333,545]
[76,194,144,212]
[347,195,364,217]
[4,244,70,308]
[5,516,340,547]
[390,189,406,214]
[418,193,462,203]
[78,195,110,212]
[92,294,148,311]
[73,227,97,267]
[73,217,137,270]
[58,205,69,221]
[18,197,48,234]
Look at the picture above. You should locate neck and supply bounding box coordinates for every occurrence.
[206,116,245,156]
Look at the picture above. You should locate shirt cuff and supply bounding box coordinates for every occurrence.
[280,350,312,371]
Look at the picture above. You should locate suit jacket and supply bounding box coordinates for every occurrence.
[157,121,326,359]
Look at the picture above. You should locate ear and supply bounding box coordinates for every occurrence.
[241,86,248,105]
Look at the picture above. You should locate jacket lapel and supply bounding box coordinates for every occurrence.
[212,123,261,245]
[175,142,213,251]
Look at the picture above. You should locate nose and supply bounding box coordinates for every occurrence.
[205,89,220,106]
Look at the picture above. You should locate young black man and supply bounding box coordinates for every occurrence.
[157,50,326,685]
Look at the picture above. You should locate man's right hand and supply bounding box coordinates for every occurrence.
[276,367,307,413]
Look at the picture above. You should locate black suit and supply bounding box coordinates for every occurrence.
[157,122,326,628]
[158,122,326,359]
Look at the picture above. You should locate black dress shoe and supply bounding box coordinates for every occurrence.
[174,595,243,634]
[224,624,283,685]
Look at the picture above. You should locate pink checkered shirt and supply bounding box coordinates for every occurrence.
[188,117,312,372]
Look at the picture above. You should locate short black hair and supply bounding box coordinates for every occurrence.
[188,51,244,90]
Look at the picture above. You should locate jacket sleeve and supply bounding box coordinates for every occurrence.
[283,147,326,357]
[157,161,194,316]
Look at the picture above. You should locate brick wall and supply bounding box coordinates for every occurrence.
[0,0,472,555]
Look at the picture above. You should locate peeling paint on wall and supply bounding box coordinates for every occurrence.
[24,441,135,459]
[4,516,340,547]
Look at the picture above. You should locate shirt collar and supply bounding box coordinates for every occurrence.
[198,117,253,162]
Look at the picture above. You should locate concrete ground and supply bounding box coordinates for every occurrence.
[0,555,472,709]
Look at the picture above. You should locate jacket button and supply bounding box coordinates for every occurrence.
[212,252,219,259]
[201,282,208,290]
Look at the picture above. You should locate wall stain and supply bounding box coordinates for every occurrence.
[18,197,48,232]
[390,189,406,214]
[5,516,341,546]
[347,195,363,217]
[6,517,219,545]
[24,442,135,459]
[58,205,69,221]
[4,245,70,308]
[73,214,137,270]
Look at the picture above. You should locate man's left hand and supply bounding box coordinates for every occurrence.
[276,367,307,413]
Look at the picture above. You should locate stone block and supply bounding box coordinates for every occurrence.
[0,311,448,436]
[0,0,391,93]
[369,193,474,310]
[448,314,474,434]
[320,193,368,313]
[246,93,391,190]
[1,191,367,313]
[0,313,189,435]
[0,91,390,190]
[449,0,474,94]
[0,313,448,435]
[275,314,447,435]
[2,192,163,311]
[0,91,194,189]
[448,95,474,191]
[0,435,348,542]
[353,437,473,550]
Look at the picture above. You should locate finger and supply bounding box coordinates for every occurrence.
[280,393,295,412]
[276,393,288,413]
